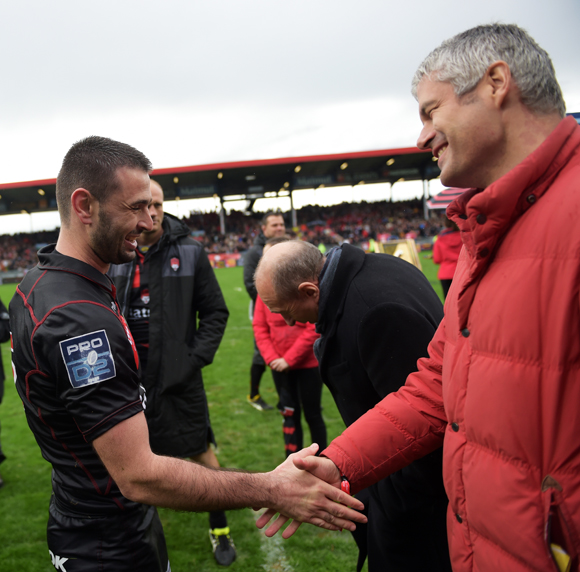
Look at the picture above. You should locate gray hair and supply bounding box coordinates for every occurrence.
[256,240,324,300]
[411,23,565,118]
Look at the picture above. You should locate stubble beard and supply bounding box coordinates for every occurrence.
[91,212,136,266]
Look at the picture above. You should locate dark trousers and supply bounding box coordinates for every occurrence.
[271,367,327,456]
[440,279,453,299]
[47,496,170,571]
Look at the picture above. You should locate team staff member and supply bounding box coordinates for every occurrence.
[282,24,580,572]
[110,180,236,566]
[243,211,286,411]
[0,297,10,488]
[9,136,365,571]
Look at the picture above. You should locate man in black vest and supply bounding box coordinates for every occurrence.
[255,240,451,572]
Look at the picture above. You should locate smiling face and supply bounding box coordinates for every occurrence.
[416,76,505,189]
[262,215,286,239]
[138,179,164,246]
[90,167,153,266]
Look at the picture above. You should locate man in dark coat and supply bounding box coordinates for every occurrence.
[109,180,236,565]
[242,211,285,411]
[0,297,10,487]
[255,240,451,572]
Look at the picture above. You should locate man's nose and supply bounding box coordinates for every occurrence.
[417,124,435,151]
[139,208,154,231]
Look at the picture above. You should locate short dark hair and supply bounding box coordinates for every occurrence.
[56,136,153,224]
[261,211,284,227]
[265,235,291,248]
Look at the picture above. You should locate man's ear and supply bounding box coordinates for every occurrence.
[70,188,96,225]
[484,60,512,109]
[297,281,319,300]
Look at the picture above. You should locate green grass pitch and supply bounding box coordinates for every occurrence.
[0,254,443,571]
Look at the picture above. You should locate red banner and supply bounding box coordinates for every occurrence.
[208,253,242,268]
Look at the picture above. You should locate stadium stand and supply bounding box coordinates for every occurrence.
[0,200,445,277]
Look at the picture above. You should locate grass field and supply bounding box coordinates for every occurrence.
[0,254,443,571]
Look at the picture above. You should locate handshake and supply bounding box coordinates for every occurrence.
[255,443,367,538]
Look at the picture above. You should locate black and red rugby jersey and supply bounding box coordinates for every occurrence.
[9,245,145,515]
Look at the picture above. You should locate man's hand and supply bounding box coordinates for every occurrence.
[269,358,290,372]
[293,452,341,486]
[255,444,365,539]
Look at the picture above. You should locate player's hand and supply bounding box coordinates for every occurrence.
[255,444,366,538]
[269,358,290,372]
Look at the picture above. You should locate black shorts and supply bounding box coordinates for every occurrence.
[47,496,170,572]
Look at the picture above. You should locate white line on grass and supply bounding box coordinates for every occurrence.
[253,511,294,572]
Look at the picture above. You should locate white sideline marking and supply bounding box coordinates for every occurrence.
[254,511,295,572]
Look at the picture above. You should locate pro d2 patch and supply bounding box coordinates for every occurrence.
[59,330,116,388]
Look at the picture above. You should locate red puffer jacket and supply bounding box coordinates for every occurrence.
[253,296,319,369]
[324,116,580,572]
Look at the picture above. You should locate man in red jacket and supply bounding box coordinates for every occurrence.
[257,24,580,572]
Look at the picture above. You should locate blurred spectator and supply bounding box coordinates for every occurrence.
[432,217,462,298]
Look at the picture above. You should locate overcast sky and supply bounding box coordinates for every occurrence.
[0,0,578,192]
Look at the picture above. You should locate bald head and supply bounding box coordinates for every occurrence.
[255,240,324,326]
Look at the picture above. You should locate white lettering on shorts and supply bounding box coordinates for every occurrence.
[49,550,69,571]
[59,330,116,388]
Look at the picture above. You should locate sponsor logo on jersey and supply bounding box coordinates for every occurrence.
[49,550,69,571]
[170,257,180,271]
[59,330,116,388]
[128,307,150,320]
[140,288,150,304]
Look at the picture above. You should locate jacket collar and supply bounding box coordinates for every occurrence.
[159,212,191,245]
[448,116,580,261]
[447,116,580,327]
[37,244,114,294]
[316,243,365,336]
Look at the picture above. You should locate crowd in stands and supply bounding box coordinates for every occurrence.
[186,199,445,255]
[0,200,446,273]
[0,230,59,272]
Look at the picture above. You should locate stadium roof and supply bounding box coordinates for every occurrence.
[0,146,440,216]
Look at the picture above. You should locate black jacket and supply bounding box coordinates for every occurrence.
[242,233,267,302]
[317,244,444,424]
[0,298,9,388]
[317,243,450,572]
[109,214,229,457]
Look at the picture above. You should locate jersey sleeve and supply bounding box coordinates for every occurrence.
[36,300,144,442]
